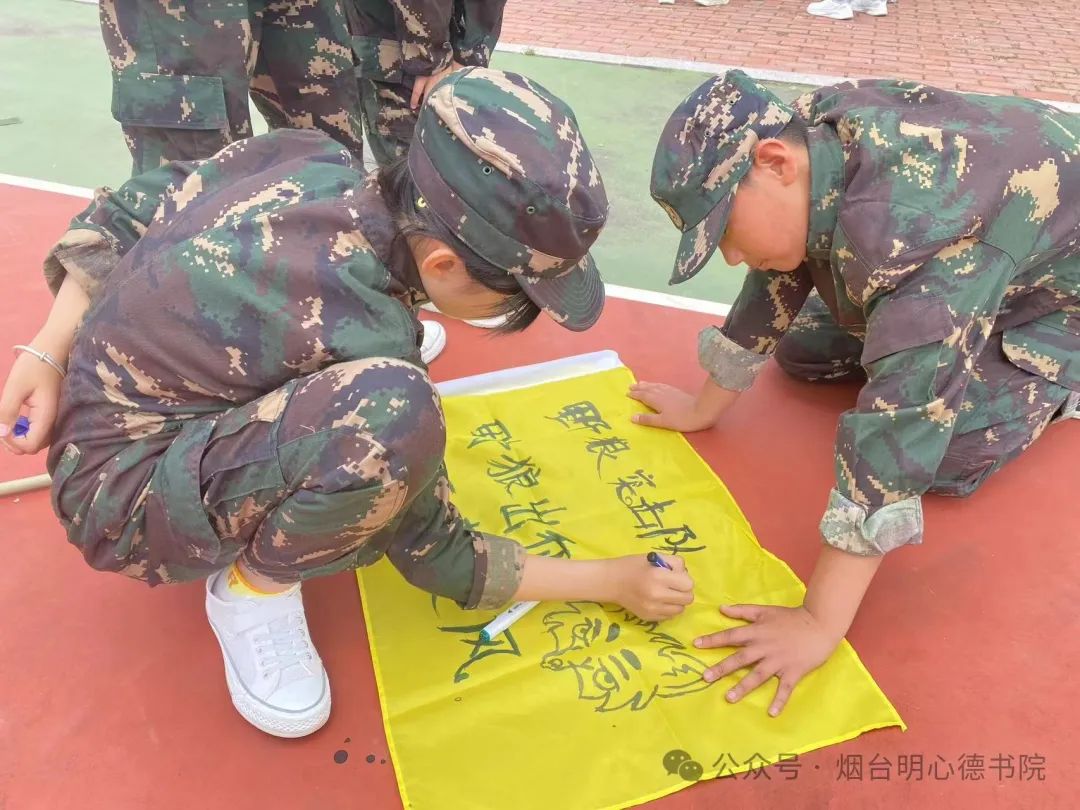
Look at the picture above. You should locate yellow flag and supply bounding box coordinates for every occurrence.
[357,368,903,810]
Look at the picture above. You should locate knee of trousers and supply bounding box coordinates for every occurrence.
[773,337,865,383]
[280,358,447,495]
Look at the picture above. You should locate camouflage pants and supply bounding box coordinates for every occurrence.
[100,0,364,173]
[358,78,416,168]
[53,359,444,585]
[774,293,1074,497]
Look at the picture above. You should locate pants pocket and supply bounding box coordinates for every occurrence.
[111,71,229,129]
[49,443,83,524]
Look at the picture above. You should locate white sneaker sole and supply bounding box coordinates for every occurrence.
[420,321,447,364]
[208,623,332,738]
[464,314,510,329]
[808,8,854,18]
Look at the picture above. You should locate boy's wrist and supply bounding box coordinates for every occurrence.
[694,378,739,425]
[32,325,75,363]
[693,397,724,425]
[516,556,625,605]
[800,602,848,645]
[591,559,625,604]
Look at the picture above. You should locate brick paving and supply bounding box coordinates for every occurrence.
[501,0,1080,103]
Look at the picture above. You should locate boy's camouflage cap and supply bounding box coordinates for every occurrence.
[651,70,793,284]
[409,67,609,330]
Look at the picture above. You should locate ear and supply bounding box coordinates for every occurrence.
[418,242,467,280]
[752,138,800,186]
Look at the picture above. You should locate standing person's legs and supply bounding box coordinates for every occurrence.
[250,0,365,161]
[99,0,260,172]
[806,1,854,20]
[357,75,448,349]
[358,78,417,168]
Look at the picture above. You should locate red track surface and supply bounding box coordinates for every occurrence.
[1,183,1076,808]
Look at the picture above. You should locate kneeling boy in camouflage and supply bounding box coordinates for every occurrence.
[635,71,1079,715]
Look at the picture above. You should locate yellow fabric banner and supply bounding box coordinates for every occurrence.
[357,367,903,810]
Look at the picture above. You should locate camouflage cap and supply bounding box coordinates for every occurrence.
[651,70,793,285]
[408,67,609,331]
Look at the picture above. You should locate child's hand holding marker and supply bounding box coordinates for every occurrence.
[485,552,695,642]
[615,551,694,621]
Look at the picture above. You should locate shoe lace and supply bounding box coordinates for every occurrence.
[252,612,315,675]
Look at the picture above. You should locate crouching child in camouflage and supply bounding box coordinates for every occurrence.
[347,0,508,167]
[632,71,1079,715]
[0,68,695,738]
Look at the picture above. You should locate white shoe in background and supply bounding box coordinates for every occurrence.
[420,320,447,364]
[422,302,508,331]
[1053,391,1080,423]
[852,0,888,15]
[807,0,854,19]
[464,314,511,329]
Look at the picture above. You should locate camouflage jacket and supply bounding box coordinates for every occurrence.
[43,128,522,608]
[348,0,505,84]
[699,81,1080,555]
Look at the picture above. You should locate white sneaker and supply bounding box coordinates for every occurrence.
[420,320,446,364]
[852,0,887,14]
[464,313,511,329]
[424,301,507,331]
[205,571,331,738]
[1054,391,1080,423]
[807,0,854,19]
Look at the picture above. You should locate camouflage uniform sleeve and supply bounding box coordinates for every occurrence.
[384,465,526,609]
[43,161,199,299]
[390,0,454,76]
[823,240,1016,556]
[451,0,506,67]
[699,264,813,390]
[790,82,853,124]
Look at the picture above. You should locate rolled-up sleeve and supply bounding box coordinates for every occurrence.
[43,161,198,298]
[468,532,527,608]
[822,241,1015,555]
[385,466,525,608]
[698,328,769,392]
[699,264,813,390]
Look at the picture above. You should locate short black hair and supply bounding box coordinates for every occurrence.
[777,115,809,148]
[378,158,540,334]
[743,116,809,185]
